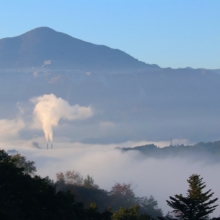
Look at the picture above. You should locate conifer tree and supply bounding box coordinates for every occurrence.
[166,174,218,220]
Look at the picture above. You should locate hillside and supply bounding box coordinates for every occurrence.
[0,27,220,143]
[119,141,220,163]
[0,27,158,73]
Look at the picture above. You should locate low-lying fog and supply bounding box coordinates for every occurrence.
[1,138,220,216]
[1,93,220,216]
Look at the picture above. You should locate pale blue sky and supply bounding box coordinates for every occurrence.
[0,1,220,69]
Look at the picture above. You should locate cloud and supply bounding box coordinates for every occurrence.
[31,94,93,142]
[33,71,38,77]
[0,118,25,140]
[49,75,61,84]
[44,60,51,65]
[99,121,116,129]
[8,140,220,217]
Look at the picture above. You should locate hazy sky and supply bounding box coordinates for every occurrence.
[0,0,220,69]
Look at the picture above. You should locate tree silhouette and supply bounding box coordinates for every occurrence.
[56,170,84,185]
[83,175,99,189]
[10,153,36,175]
[166,174,218,220]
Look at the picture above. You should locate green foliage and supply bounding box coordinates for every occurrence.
[0,150,115,219]
[0,150,86,219]
[56,174,163,218]
[56,181,110,211]
[166,174,218,220]
[0,149,11,162]
[84,175,99,189]
[109,183,136,210]
[56,170,84,185]
[3,148,220,220]
[136,196,163,218]
[111,183,135,198]
[86,203,112,220]
[187,174,210,201]
[109,183,162,218]
[111,206,152,220]
[0,149,163,219]
[10,153,36,175]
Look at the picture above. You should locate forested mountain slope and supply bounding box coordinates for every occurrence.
[119,141,220,163]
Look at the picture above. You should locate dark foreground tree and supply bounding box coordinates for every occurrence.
[166,174,218,220]
[56,171,163,218]
[10,153,36,175]
[0,150,113,220]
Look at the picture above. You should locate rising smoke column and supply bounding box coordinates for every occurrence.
[32,94,93,142]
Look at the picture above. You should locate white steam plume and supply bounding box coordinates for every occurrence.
[31,94,93,142]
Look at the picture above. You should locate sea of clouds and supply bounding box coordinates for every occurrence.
[0,94,220,216]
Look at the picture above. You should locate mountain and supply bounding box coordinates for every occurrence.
[119,141,220,163]
[0,27,158,73]
[0,27,220,144]
[211,69,220,74]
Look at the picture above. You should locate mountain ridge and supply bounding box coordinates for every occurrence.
[0,27,220,144]
[0,27,159,72]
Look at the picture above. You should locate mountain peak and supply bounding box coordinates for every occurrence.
[0,27,159,72]
[20,27,66,39]
[24,26,55,32]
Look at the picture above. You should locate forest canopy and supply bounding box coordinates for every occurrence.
[1,149,220,219]
[119,140,220,163]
